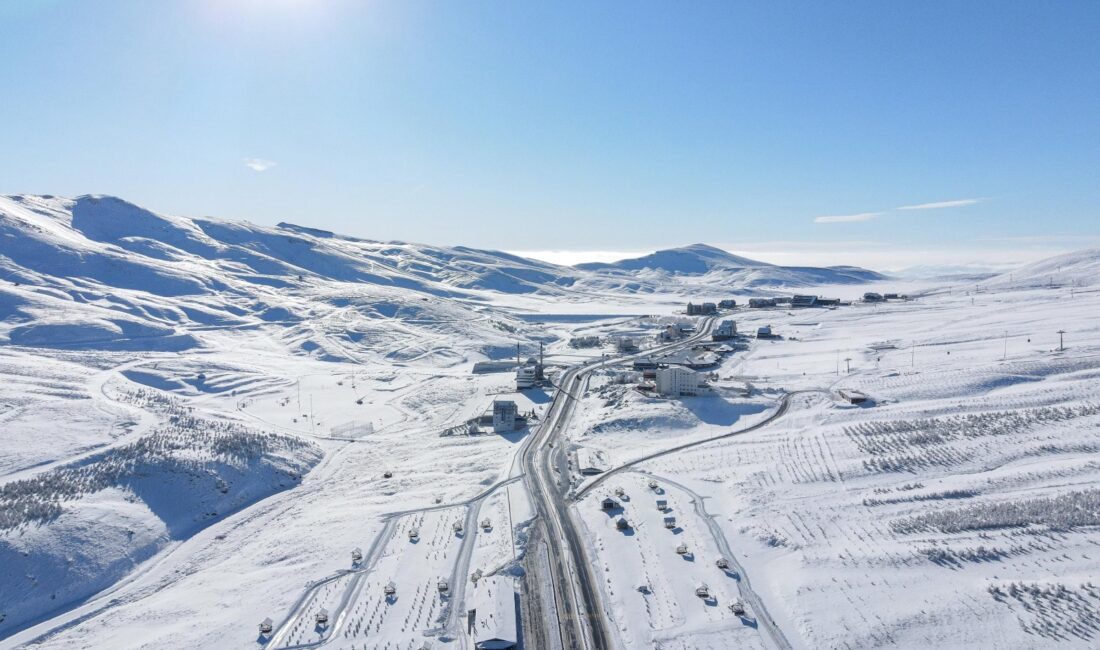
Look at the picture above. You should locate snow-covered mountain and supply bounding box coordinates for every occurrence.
[988,248,1100,288]
[577,243,886,287]
[577,243,768,274]
[0,194,562,360]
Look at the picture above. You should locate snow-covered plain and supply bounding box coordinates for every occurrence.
[568,284,1100,649]
[2,194,1099,649]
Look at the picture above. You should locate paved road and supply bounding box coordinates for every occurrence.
[521,317,719,650]
[576,389,828,500]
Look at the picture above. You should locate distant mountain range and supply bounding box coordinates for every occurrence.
[6,193,1093,353]
[577,243,886,287]
[0,196,883,302]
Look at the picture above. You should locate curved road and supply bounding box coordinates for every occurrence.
[521,317,719,650]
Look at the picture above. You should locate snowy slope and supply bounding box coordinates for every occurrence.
[988,248,1100,288]
[578,243,885,288]
[7,192,1098,649]
[0,194,553,360]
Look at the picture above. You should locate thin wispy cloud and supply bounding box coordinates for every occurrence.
[896,198,982,210]
[244,158,277,172]
[814,212,882,224]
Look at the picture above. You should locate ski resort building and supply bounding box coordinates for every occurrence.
[469,576,518,649]
[655,366,706,397]
[654,349,719,369]
[492,400,518,431]
[748,298,777,308]
[472,360,517,374]
[838,389,869,404]
[757,325,774,339]
[686,302,717,315]
[718,299,737,309]
[615,337,639,353]
[791,295,818,308]
[515,365,537,390]
[712,320,737,341]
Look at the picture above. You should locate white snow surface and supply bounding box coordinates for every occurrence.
[2,193,1100,649]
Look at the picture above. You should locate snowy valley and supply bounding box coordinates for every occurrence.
[1,195,1099,650]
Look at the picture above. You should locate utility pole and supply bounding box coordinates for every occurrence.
[844,357,852,374]
[835,349,840,375]
[911,343,916,368]
[1003,331,1008,360]
[1057,330,1066,351]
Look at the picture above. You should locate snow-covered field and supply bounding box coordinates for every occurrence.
[569,284,1100,649]
[2,194,1099,649]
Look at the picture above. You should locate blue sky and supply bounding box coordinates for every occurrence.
[1,0,1098,270]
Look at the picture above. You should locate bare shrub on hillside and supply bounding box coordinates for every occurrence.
[0,416,318,530]
[892,490,1100,536]
[988,582,1100,641]
[844,404,1100,473]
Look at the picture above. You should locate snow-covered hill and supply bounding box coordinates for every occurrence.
[578,243,886,288]
[0,194,555,360]
[988,248,1100,288]
[3,192,1100,649]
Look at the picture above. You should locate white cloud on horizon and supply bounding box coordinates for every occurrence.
[896,198,982,210]
[244,158,277,172]
[814,212,882,224]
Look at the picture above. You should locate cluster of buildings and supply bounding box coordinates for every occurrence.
[749,295,841,309]
[657,322,694,342]
[686,302,717,315]
[685,299,738,315]
[863,292,906,302]
[631,342,734,397]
